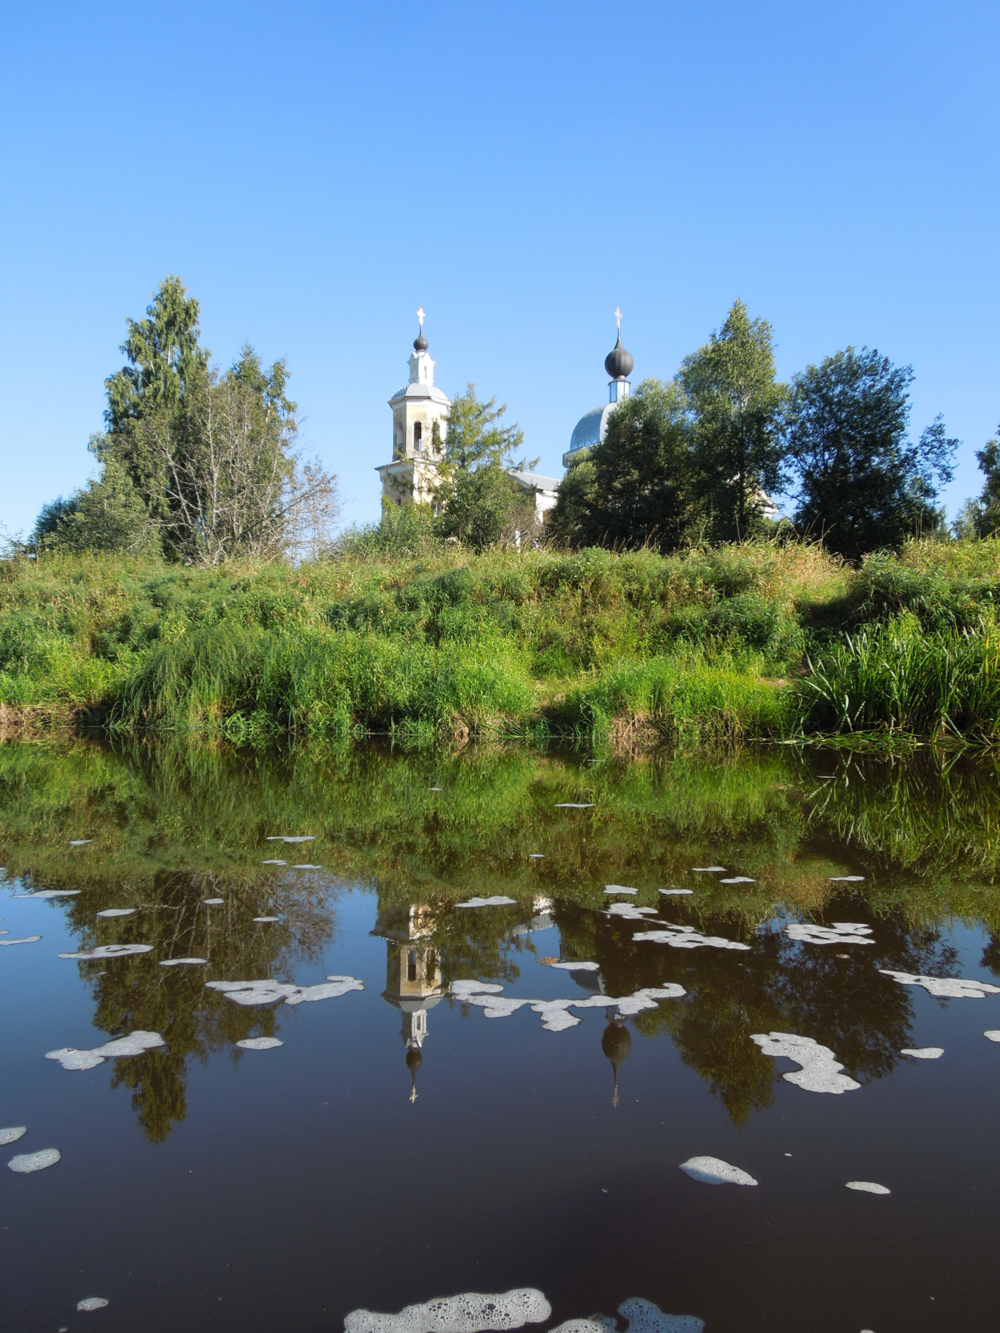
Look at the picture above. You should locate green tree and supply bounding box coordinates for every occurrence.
[548,379,694,551]
[436,459,536,550]
[442,384,525,472]
[681,300,787,541]
[953,433,1000,538]
[785,347,957,561]
[32,457,161,557]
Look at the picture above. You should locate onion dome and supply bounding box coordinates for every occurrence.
[601,1019,632,1107]
[414,330,428,352]
[406,1043,422,1102]
[604,333,633,381]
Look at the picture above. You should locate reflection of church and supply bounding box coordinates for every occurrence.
[375,311,635,523]
[372,904,444,1102]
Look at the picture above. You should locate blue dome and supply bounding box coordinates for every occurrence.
[568,402,619,456]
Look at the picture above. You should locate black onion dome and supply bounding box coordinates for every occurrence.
[601,1020,632,1076]
[405,1045,423,1074]
[604,334,633,380]
[414,331,429,352]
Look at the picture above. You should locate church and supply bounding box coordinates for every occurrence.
[376,310,634,523]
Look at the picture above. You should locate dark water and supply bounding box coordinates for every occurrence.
[2,739,1000,1333]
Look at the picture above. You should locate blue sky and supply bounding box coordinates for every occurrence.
[2,0,997,537]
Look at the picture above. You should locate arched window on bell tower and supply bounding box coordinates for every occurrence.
[413,422,422,452]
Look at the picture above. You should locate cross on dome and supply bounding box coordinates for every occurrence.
[614,306,622,330]
[417,307,425,327]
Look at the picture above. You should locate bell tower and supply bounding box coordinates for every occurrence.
[376,310,452,508]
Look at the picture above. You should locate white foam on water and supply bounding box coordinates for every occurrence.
[58,944,153,959]
[475,998,530,1018]
[634,927,750,952]
[750,1031,860,1093]
[8,1148,60,1173]
[96,909,135,918]
[984,1030,1000,1042]
[618,1298,705,1333]
[846,1181,890,1195]
[344,1287,552,1333]
[605,885,638,894]
[719,876,755,884]
[549,961,600,971]
[236,1037,283,1050]
[451,981,505,997]
[207,977,364,1006]
[880,970,1000,999]
[605,903,660,920]
[253,916,280,923]
[159,957,207,966]
[786,922,874,946]
[68,840,93,846]
[261,860,287,866]
[528,854,545,859]
[458,982,684,1029]
[292,864,323,870]
[456,896,517,908]
[13,890,81,899]
[76,1298,109,1311]
[659,889,694,896]
[900,1047,943,1059]
[536,1007,581,1031]
[0,936,42,946]
[692,867,726,873]
[429,787,443,791]
[0,1127,27,1145]
[554,803,595,809]
[47,1031,164,1070]
[679,1156,757,1186]
[202,898,224,905]
[265,835,316,843]
[829,875,865,882]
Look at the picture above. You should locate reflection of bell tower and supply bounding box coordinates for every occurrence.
[373,904,444,1102]
[601,1017,631,1108]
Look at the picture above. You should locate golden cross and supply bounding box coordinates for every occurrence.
[416,307,425,328]
[614,306,622,331]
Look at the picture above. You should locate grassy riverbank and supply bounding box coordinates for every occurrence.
[3,537,1000,745]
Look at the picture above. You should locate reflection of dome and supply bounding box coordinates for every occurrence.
[406,1044,422,1103]
[605,333,633,381]
[602,1019,632,1107]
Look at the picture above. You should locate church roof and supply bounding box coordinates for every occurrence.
[508,470,561,494]
[388,381,451,407]
[568,401,617,455]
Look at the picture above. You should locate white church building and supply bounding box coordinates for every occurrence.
[376,310,634,523]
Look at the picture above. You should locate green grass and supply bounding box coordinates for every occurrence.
[4,536,1000,746]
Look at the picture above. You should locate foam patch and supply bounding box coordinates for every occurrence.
[985,1031,1000,1042]
[451,981,505,997]
[659,889,694,896]
[901,1047,943,1059]
[554,803,594,809]
[8,1148,61,1173]
[77,1297,109,1311]
[528,854,545,859]
[13,890,80,899]
[46,1030,164,1070]
[829,875,865,882]
[265,836,316,843]
[605,885,638,894]
[0,1127,27,1145]
[750,1031,860,1094]
[786,922,874,946]
[679,1156,757,1186]
[0,936,42,946]
[456,897,517,908]
[96,909,135,918]
[253,916,280,923]
[617,1298,705,1333]
[880,971,1000,999]
[719,877,755,884]
[207,977,363,1006]
[159,957,207,966]
[846,1181,890,1195]
[692,867,726,873]
[68,840,93,846]
[58,944,153,959]
[344,1287,551,1333]
[292,864,323,870]
[236,1037,283,1050]
[634,927,750,952]
[456,983,684,1029]
[261,860,287,866]
[549,961,600,971]
[202,898,224,905]
[605,903,660,921]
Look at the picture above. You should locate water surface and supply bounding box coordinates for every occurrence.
[2,739,1000,1332]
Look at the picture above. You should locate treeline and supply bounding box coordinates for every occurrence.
[31,277,338,566]
[551,301,968,563]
